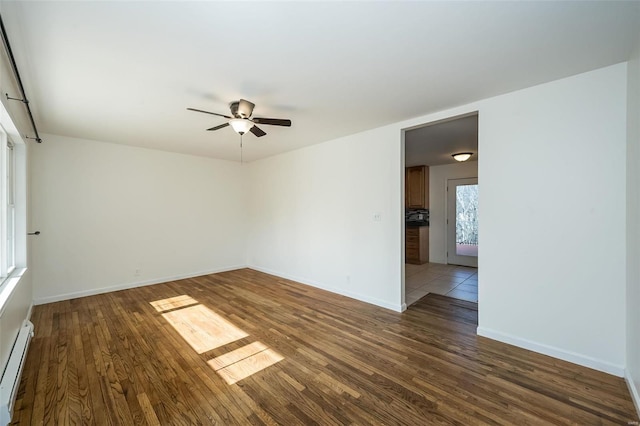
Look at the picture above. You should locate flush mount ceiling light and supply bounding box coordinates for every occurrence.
[452,152,473,162]
[229,118,254,135]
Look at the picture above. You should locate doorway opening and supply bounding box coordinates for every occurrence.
[403,112,478,308]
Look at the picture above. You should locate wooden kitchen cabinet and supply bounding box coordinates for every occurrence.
[406,226,429,264]
[405,166,429,209]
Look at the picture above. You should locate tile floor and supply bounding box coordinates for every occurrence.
[405,262,478,306]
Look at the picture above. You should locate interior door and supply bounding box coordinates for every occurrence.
[447,178,478,267]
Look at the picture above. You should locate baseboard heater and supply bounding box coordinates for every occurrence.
[0,321,34,425]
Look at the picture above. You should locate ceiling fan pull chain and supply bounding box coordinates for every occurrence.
[240,134,243,164]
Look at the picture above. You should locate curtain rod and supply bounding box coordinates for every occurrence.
[0,13,42,143]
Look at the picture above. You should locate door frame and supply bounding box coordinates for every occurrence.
[401,111,480,310]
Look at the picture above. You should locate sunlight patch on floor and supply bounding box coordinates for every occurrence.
[150,295,199,312]
[162,304,248,353]
[209,344,284,385]
[208,341,268,370]
[152,295,284,384]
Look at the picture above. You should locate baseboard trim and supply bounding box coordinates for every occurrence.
[33,265,247,305]
[477,326,625,377]
[626,369,640,419]
[248,265,404,313]
[33,264,405,312]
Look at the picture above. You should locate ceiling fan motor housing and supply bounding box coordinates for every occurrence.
[229,101,241,118]
[229,99,255,119]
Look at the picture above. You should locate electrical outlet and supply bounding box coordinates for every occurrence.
[134,269,141,277]
[373,213,382,222]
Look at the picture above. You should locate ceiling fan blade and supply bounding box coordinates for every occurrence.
[237,99,255,118]
[252,117,292,127]
[187,108,231,119]
[207,122,230,131]
[250,125,266,137]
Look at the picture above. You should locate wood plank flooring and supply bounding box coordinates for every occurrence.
[12,269,639,425]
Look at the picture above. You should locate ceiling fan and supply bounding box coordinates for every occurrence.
[187,99,291,137]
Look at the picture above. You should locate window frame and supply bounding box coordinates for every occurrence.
[0,126,17,281]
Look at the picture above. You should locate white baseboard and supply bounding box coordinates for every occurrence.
[477,326,625,377]
[34,264,405,312]
[248,265,404,312]
[33,265,247,305]
[626,369,640,419]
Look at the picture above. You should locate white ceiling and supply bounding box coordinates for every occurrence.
[2,1,639,162]
[405,114,478,167]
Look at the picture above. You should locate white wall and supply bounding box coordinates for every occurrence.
[247,63,628,375]
[19,63,630,379]
[31,134,248,303]
[0,270,32,369]
[247,126,404,311]
[626,41,640,412]
[477,63,627,375]
[428,161,478,264]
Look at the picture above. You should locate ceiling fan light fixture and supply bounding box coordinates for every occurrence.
[188,99,291,138]
[452,152,473,162]
[230,118,253,135]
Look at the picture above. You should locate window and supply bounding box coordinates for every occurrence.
[0,106,27,312]
[0,128,15,279]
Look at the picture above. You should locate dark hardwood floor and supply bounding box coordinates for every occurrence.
[13,269,639,424]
